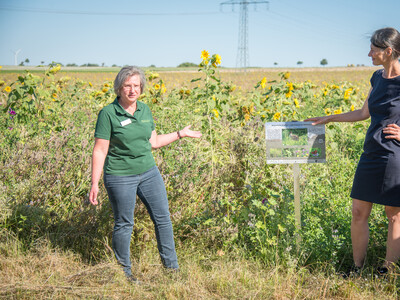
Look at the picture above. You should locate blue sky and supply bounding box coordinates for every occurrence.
[1,0,399,68]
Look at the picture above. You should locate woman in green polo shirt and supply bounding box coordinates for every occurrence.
[89,66,202,282]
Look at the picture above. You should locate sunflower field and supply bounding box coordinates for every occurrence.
[1,53,398,298]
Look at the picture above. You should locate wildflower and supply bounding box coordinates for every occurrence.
[284,72,290,79]
[334,108,342,114]
[287,82,294,91]
[148,72,159,81]
[52,93,58,98]
[211,108,219,118]
[273,112,281,120]
[325,108,331,115]
[9,108,16,115]
[343,88,353,100]
[49,64,61,74]
[102,87,109,93]
[154,84,160,90]
[89,82,93,87]
[260,77,267,89]
[4,86,11,93]
[201,50,210,61]
[350,104,355,111]
[104,83,110,87]
[212,54,222,67]
[215,54,221,65]
[285,91,293,98]
[160,83,166,94]
[0,66,2,69]
[244,113,250,121]
[294,98,300,108]
[212,95,216,101]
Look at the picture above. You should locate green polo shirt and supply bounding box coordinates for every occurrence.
[94,98,156,175]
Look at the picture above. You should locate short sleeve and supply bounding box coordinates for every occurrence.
[94,109,111,140]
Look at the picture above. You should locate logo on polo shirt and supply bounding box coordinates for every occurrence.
[141,120,151,123]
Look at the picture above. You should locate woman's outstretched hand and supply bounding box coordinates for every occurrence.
[180,125,202,138]
[304,115,332,125]
[383,123,400,141]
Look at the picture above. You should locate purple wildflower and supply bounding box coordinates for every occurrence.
[9,108,16,115]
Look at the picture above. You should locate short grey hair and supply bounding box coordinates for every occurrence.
[114,66,146,97]
[371,27,400,60]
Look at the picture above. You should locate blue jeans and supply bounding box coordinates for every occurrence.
[104,166,179,276]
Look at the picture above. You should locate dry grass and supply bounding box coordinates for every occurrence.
[1,230,398,300]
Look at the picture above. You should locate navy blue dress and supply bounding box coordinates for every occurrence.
[350,69,400,206]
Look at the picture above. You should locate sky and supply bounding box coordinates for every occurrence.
[1,0,400,68]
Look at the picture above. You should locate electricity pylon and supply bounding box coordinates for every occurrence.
[220,1,268,71]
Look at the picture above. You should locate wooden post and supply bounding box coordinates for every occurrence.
[293,163,301,246]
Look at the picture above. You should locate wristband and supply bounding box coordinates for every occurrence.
[177,131,181,139]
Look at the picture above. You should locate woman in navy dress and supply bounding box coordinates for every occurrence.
[306,27,400,274]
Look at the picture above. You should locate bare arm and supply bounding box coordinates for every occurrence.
[149,125,202,149]
[89,138,110,205]
[305,88,372,125]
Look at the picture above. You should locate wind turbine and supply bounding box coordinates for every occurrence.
[12,49,22,65]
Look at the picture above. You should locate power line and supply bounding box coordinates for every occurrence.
[0,5,220,16]
[220,1,269,71]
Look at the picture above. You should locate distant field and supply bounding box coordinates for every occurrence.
[1,66,378,92]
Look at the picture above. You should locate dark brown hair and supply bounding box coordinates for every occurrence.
[371,27,400,60]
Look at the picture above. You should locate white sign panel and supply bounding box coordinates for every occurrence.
[265,122,326,164]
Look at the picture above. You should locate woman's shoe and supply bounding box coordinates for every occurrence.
[376,266,389,276]
[126,275,141,285]
[341,265,362,279]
